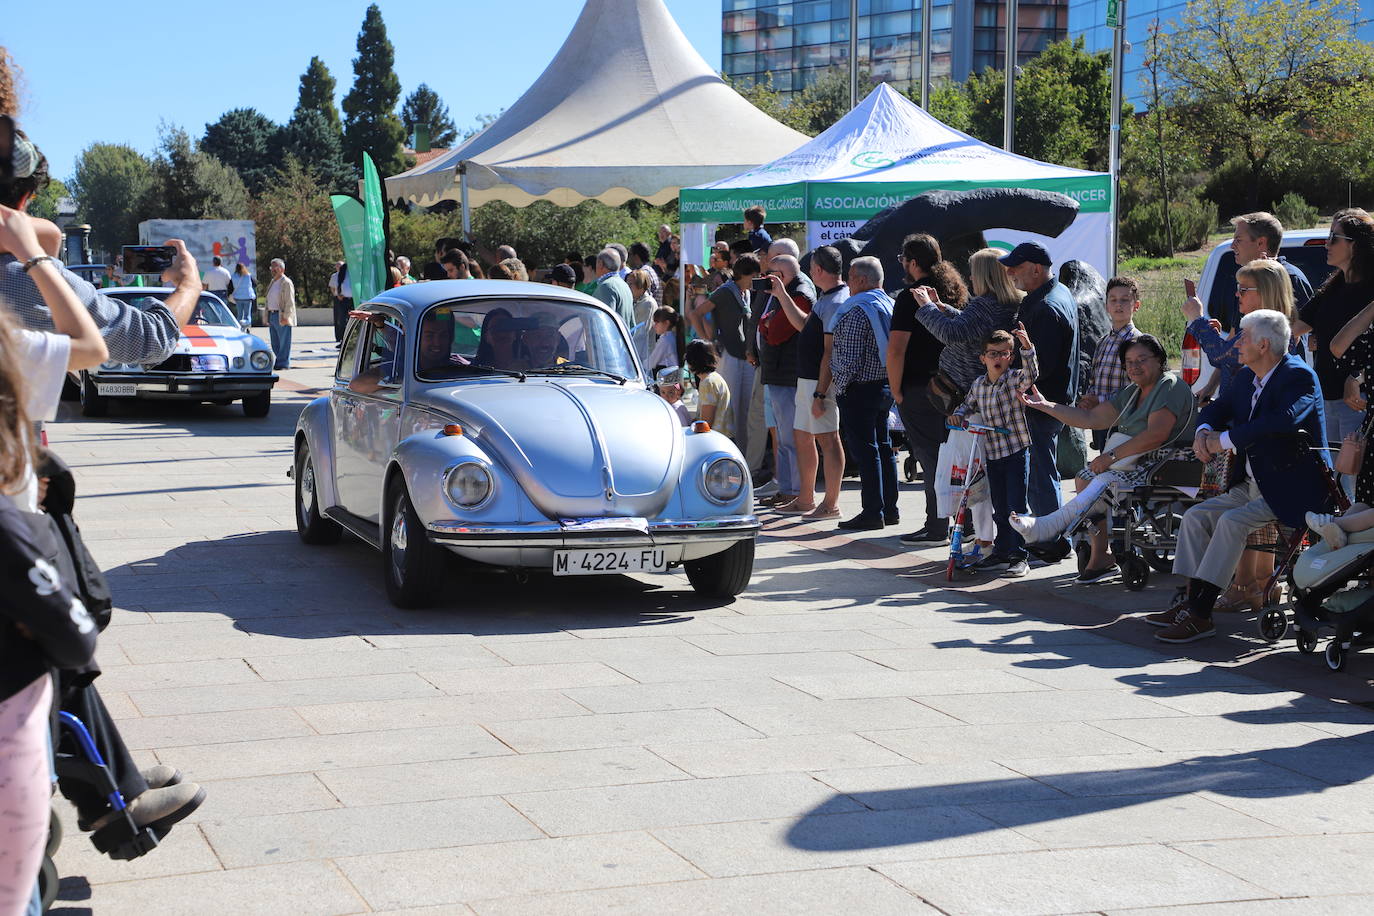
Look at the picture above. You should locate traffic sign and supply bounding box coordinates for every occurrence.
[1107,0,1124,28]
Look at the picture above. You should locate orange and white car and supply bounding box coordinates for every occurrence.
[77,287,278,418]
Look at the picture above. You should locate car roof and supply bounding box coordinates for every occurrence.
[363,280,612,317]
[102,286,223,297]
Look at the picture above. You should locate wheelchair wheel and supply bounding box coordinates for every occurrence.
[45,806,61,858]
[1143,549,1175,574]
[38,855,57,911]
[1326,640,1347,672]
[1258,607,1289,643]
[1121,554,1150,591]
[1296,629,1318,654]
[903,454,917,483]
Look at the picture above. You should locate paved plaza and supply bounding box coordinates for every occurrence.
[46,324,1374,914]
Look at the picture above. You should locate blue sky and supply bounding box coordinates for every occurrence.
[6,0,722,184]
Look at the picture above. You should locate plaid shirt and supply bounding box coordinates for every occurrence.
[830,307,885,395]
[956,346,1039,460]
[1,255,180,364]
[1088,323,1141,401]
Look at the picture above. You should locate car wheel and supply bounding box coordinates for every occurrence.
[242,391,271,417]
[383,477,444,608]
[79,372,108,417]
[295,442,342,545]
[684,539,754,599]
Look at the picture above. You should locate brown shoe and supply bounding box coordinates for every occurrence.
[1213,583,1262,613]
[1155,611,1216,643]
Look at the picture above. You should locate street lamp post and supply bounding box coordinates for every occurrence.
[849,0,859,109]
[1108,0,1127,275]
[920,0,933,108]
[1004,0,1017,152]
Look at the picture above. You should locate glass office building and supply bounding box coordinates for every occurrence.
[721,0,1069,97]
[1068,0,1374,106]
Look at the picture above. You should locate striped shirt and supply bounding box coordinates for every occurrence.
[1088,323,1141,401]
[956,346,1039,460]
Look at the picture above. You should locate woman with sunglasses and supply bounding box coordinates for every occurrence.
[1326,210,1374,511]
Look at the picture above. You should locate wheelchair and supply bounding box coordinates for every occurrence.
[37,711,161,912]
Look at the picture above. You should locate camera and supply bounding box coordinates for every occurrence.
[122,245,175,275]
[750,277,772,293]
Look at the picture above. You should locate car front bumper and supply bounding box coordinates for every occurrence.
[426,514,760,548]
[90,372,278,399]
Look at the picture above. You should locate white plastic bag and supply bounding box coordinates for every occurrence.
[936,428,985,517]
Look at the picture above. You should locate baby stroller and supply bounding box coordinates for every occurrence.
[1265,529,1374,672]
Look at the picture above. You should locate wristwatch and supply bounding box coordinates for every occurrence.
[813,391,827,400]
[1106,449,1118,461]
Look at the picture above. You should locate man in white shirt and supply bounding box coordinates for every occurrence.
[202,256,232,297]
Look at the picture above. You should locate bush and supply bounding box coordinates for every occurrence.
[1273,191,1321,230]
[1120,195,1218,257]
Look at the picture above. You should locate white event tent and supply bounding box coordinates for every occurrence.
[383,0,810,227]
[680,83,1113,278]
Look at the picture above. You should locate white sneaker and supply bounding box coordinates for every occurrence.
[1306,511,1347,549]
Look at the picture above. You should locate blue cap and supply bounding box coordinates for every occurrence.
[998,242,1052,267]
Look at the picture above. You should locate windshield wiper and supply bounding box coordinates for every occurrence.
[525,364,627,384]
[421,362,526,381]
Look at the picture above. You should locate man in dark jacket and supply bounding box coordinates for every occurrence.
[1002,242,1080,562]
[751,253,816,506]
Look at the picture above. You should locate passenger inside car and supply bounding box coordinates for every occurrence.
[475,308,528,371]
[522,311,569,369]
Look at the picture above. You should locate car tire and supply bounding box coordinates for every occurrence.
[79,372,108,417]
[383,477,444,608]
[295,442,342,545]
[684,539,754,599]
[242,391,271,417]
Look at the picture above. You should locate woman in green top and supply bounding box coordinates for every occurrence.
[1017,335,1196,581]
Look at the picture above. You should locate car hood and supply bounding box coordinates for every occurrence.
[416,379,685,519]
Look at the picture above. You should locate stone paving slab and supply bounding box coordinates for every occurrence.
[46,325,1374,913]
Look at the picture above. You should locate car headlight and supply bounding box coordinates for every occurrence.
[701,457,745,504]
[249,351,272,371]
[191,354,228,372]
[445,462,493,508]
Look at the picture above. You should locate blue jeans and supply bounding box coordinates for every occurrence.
[234,298,254,328]
[986,447,1030,560]
[269,320,293,369]
[838,380,898,520]
[766,384,799,495]
[1326,399,1363,500]
[1026,410,1067,550]
[718,353,755,458]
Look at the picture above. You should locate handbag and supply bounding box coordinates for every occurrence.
[925,369,966,416]
[1336,432,1366,477]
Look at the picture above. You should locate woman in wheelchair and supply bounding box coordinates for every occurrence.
[1016,335,1197,581]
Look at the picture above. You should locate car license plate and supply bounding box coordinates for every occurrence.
[554,548,667,576]
[96,383,137,397]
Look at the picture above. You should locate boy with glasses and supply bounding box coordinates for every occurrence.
[952,324,1039,578]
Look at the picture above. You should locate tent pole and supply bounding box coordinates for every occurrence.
[920,0,932,108]
[849,0,859,109]
[1109,0,1126,276]
[459,162,471,237]
[1003,0,1017,152]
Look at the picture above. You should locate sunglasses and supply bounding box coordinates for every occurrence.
[1236,285,1258,294]
[1124,356,1158,369]
[1330,234,1352,244]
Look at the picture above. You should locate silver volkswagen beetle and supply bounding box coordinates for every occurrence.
[293,280,759,607]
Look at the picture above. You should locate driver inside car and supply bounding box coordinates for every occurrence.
[523,311,569,369]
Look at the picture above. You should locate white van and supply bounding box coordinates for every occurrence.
[1189,229,1332,392]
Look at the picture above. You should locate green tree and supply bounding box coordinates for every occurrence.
[28,177,69,222]
[295,55,340,131]
[341,4,407,177]
[459,110,503,142]
[925,82,974,134]
[1158,0,1372,210]
[250,156,340,307]
[201,108,281,194]
[401,83,458,148]
[724,72,816,134]
[70,143,156,254]
[145,124,250,220]
[279,109,354,193]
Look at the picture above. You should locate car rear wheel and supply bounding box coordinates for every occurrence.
[684,539,754,599]
[295,442,341,545]
[79,372,108,417]
[242,391,271,417]
[383,478,444,608]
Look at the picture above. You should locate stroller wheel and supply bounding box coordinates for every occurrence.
[1326,640,1347,672]
[1074,541,1091,576]
[1296,629,1318,654]
[1121,554,1149,591]
[1258,608,1288,643]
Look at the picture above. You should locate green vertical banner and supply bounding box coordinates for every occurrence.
[330,194,366,305]
[360,152,388,302]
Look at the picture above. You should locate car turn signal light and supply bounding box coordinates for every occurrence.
[691,420,710,433]
[442,424,464,436]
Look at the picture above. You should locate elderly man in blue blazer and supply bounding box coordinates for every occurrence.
[1150,308,1334,643]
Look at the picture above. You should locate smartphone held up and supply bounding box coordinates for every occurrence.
[122,245,176,275]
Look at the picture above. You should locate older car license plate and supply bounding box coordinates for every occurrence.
[554,548,667,576]
[96,383,137,397]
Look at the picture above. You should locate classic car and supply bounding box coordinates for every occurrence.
[292,280,759,607]
[78,287,277,418]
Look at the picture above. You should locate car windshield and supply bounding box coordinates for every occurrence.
[107,292,238,328]
[415,298,637,381]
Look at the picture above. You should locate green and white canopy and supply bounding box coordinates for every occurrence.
[680,83,1112,277]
